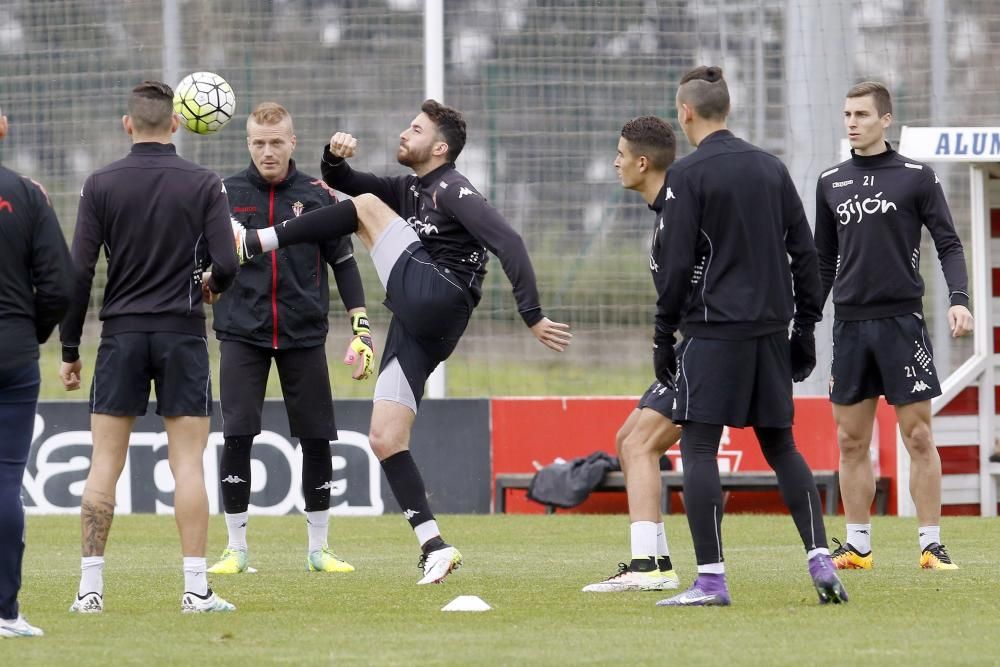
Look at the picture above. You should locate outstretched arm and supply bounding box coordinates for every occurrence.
[438,184,571,351]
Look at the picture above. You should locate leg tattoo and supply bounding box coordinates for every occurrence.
[80,493,116,557]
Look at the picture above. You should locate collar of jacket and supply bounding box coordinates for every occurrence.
[697,129,735,147]
[130,142,177,155]
[849,141,897,168]
[246,159,299,190]
[417,161,456,187]
[650,181,667,213]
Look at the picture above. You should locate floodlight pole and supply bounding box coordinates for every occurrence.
[424,0,447,399]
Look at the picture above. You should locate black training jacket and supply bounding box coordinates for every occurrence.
[655,130,822,343]
[60,142,238,357]
[815,143,969,321]
[321,147,544,327]
[213,160,365,349]
[0,165,73,369]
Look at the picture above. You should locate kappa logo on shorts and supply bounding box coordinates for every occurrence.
[911,380,932,393]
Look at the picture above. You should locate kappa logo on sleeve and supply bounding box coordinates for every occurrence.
[665,187,675,200]
[458,186,476,199]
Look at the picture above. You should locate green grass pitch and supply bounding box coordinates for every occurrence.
[5,514,1000,665]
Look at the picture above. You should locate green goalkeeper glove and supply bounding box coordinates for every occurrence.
[344,311,375,380]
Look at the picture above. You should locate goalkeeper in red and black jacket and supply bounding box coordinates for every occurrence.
[207,102,373,576]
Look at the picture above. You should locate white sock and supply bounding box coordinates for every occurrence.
[846,523,872,553]
[306,510,329,553]
[258,227,278,253]
[79,556,104,596]
[183,557,208,596]
[655,522,670,558]
[225,511,249,552]
[414,520,440,548]
[806,547,830,560]
[697,562,725,575]
[629,521,658,560]
[919,525,941,551]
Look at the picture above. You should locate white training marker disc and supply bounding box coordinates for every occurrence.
[441,595,491,612]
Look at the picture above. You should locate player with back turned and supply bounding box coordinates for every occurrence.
[654,66,847,607]
[815,82,972,571]
[59,81,239,613]
[231,99,572,584]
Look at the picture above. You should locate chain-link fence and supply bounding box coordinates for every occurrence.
[2,0,996,398]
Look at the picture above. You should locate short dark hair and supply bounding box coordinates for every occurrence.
[846,81,892,117]
[620,116,676,170]
[421,99,466,162]
[677,66,730,121]
[128,80,175,133]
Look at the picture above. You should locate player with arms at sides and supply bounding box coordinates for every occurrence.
[815,82,972,571]
[0,102,74,638]
[207,102,373,576]
[654,66,847,607]
[232,99,571,584]
[582,116,682,593]
[59,81,239,613]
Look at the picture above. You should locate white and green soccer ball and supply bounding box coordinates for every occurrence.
[173,72,236,135]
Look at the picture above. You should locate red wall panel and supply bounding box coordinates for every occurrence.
[492,396,899,515]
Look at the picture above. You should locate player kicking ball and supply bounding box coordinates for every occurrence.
[232,100,571,584]
[582,117,682,593]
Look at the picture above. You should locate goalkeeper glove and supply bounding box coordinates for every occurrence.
[344,311,375,380]
[789,324,816,383]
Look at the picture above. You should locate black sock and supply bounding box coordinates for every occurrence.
[679,422,726,566]
[300,438,333,512]
[220,436,254,514]
[380,450,436,533]
[274,199,358,248]
[657,556,673,572]
[755,427,828,551]
[421,536,447,554]
[630,556,657,572]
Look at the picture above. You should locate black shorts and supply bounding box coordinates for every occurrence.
[672,331,793,428]
[830,314,940,406]
[637,380,676,421]
[91,332,211,417]
[381,243,473,404]
[219,340,336,439]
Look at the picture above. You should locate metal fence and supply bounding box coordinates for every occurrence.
[2,0,996,397]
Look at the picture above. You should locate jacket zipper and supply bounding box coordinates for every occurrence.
[269,185,279,349]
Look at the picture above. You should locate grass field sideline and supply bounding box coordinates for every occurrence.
[3,514,998,665]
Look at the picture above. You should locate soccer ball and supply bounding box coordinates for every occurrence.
[173,72,236,135]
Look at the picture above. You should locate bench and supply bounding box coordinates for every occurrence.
[494,470,891,516]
